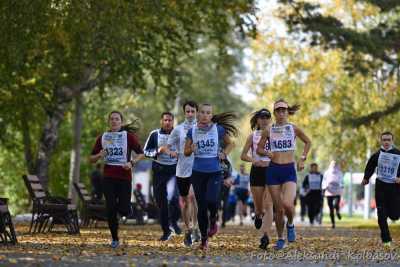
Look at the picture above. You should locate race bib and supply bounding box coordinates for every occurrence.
[328,181,340,193]
[157,131,177,165]
[308,174,321,190]
[377,152,400,181]
[102,131,128,166]
[252,130,270,161]
[270,124,296,152]
[193,124,219,158]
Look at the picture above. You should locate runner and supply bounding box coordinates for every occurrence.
[322,160,344,228]
[362,131,400,247]
[240,108,273,249]
[90,111,144,248]
[184,104,238,251]
[303,163,323,225]
[257,99,311,250]
[144,112,181,241]
[166,100,200,246]
[234,164,250,226]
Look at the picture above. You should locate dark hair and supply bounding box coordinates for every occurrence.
[310,163,318,168]
[109,110,124,121]
[182,100,198,112]
[274,99,300,115]
[381,131,394,139]
[212,112,239,137]
[108,110,140,134]
[161,112,174,119]
[250,108,271,130]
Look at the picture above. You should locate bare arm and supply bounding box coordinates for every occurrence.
[89,150,105,163]
[295,125,312,158]
[221,134,235,157]
[240,134,253,162]
[184,139,194,156]
[295,125,311,171]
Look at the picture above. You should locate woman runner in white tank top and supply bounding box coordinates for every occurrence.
[240,108,273,249]
[257,99,311,250]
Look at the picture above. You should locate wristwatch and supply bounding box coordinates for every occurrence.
[130,159,137,166]
[300,155,307,161]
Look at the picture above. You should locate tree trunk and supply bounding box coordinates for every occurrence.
[68,93,83,204]
[34,67,109,189]
[35,99,71,189]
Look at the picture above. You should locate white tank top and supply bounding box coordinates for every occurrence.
[252,130,270,162]
[269,124,296,152]
[102,131,128,166]
[192,123,219,158]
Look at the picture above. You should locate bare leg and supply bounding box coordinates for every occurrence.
[269,185,284,239]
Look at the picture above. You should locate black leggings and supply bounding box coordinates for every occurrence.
[306,191,322,224]
[375,179,400,242]
[327,195,340,226]
[103,178,132,241]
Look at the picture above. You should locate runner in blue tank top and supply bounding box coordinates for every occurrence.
[257,99,311,250]
[184,103,238,251]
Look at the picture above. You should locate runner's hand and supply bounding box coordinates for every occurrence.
[191,143,197,154]
[219,152,227,160]
[169,151,178,158]
[361,179,369,186]
[223,178,233,187]
[158,146,168,154]
[99,149,107,158]
[395,177,400,184]
[122,162,132,170]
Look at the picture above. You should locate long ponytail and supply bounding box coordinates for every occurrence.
[121,118,140,134]
[211,112,239,137]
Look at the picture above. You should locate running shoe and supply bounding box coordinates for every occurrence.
[337,212,342,220]
[274,239,285,250]
[184,230,193,247]
[383,241,392,248]
[286,223,296,242]
[193,228,201,242]
[254,214,263,229]
[159,230,173,241]
[171,223,182,235]
[208,222,218,238]
[259,234,269,250]
[110,240,120,249]
[199,238,208,251]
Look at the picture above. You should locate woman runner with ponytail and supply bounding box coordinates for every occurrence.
[184,104,238,251]
[240,108,274,249]
[90,111,144,248]
[257,99,311,250]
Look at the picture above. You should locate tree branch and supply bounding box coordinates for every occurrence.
[342,99,400,127]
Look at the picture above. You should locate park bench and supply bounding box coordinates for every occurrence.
[0,198,17,245]
[22,174,80,234]
[73,182,107,227]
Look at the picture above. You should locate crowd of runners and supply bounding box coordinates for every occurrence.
[90,99,400,251]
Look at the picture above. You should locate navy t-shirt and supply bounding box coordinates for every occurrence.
[186,124,225,173]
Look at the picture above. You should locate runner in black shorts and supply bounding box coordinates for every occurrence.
[240,108,273,249]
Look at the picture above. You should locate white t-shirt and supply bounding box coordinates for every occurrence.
[167,120,196,178]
